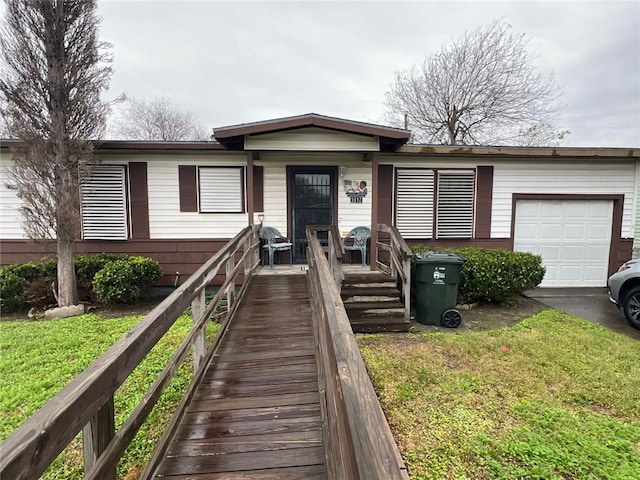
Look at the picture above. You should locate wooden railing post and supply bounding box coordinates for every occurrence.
[254,228,260,268]
[83,396,115,480]
[243,235,251,279]
[191,289,206,372]
[402,255,411,320]
[327,230,340,289]
[226,257,236,316]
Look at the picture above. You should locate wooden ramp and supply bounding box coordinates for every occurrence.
[152,275,327,479]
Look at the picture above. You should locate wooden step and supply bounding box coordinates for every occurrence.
[342,271,393,285]
[342,299,404,311]
[350,316,411,333]
[340,286,401,300]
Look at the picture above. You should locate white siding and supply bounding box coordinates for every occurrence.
[260,152,371,237]
[0,152,130,240]
[262,164,288,235]
[338,164,372,234]
[139,152,248,239]
[0,152,25,239]
[492,160,635,238]
[245,127,379,151]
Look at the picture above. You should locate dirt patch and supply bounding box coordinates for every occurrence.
[408,295,548,333]
[3,294,547,331]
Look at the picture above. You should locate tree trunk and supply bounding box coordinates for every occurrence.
[57,238,78,307]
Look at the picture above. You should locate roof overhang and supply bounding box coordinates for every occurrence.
[397,144,640,159]
[212,113,411,151]
[0,138,225,152]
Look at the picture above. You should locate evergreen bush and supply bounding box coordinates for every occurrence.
[0,254,163,311]
[410,246,545,305]
[0,269,28,312]
[92,256,162,304]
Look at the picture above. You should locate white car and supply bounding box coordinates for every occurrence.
[608,259,640,330]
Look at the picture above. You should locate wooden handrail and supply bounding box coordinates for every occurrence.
[306,227,409,480]
[306,224,344,288]
[0,225,261,480]
[376,224,412,320]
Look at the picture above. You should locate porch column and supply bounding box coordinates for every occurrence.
[246,151,254,225]
[370,152,379,271]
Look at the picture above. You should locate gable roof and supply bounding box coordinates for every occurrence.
[212,113,411,151]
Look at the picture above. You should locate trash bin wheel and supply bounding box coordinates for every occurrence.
[441,309,462,328]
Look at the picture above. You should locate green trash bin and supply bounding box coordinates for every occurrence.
[414,253,466,327]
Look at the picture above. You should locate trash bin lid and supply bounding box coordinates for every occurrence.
[414,252,466,264]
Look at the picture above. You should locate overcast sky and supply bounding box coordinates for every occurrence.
[99,0,640,147]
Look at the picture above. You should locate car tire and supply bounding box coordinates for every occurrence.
[622,286,640,330]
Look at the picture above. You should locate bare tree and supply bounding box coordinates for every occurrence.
[384,19,567,146]
[113,96,207,141]
[0,0,114,307]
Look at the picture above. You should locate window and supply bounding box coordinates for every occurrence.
[81,165,128,240]
[395,168,475,239]
[436,170,475,238]
[396,169,434,238]
[199,167,245,213]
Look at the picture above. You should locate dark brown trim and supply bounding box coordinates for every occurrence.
[0,138,226,151]
[377,165,394,226]
[178,165,198,212]
[370,153,379,270]
[253,165,264,213]
[406,238,512,249]
[475,166,493,239]
[246,152,254,224]
[510,193,626,276]
[397,144,639,159]
[0,238,234,286]
[128,162,150,239]
[97,141,225,151]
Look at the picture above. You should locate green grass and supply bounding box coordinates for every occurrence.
[0,312,220,479]
[359,310,640,480]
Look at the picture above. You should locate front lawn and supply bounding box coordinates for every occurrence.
[359,310,640,479]
[0,312,217,479]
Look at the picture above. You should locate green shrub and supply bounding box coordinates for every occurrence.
[0,269,28,312]
[0,261,56,310]
[1,261,47,282]
[410,246,545,306]
[74,253,121,294]
[0,254,161,310]
[92,256,162,304]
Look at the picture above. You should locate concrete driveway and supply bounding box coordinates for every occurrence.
[524,288,640,340]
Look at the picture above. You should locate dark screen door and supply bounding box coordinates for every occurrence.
[290,169,335,263]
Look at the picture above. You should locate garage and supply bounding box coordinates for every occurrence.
[513,199,613,287]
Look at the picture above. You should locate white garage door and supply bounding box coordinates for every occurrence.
[514,200,613,287]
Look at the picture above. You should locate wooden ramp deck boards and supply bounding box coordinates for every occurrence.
[152,275,328,479]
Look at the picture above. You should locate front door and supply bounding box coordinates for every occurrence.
[289,167,336,263]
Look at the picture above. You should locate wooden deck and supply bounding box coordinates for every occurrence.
[152,274,327,479]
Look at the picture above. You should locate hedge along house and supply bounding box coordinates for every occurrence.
[1,113,638,288]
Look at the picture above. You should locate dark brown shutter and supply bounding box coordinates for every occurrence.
[179,165,198,212]
[475,165,494,238]
[377,164,394,225]
[253,166,264,212]
[129,162,150,239]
